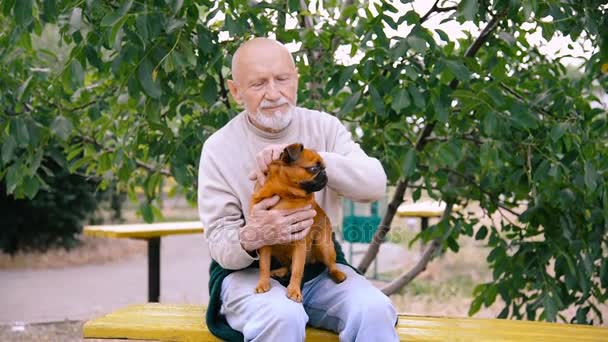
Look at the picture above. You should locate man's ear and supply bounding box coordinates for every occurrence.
[227,79,242,105]
[281,143,304,164]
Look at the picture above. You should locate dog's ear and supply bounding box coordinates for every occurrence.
[281,143,304,164]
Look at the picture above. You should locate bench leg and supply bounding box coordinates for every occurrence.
[420,217,429,254]
[148,237,161,302]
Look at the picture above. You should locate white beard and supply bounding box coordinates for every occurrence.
[247,97,295,131]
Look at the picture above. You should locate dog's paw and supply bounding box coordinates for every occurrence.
[270,267,289,278]
[329,269,347,283]
[286,285,302,302]
[255,281,271,293]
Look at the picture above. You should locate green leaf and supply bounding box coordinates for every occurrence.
[444,59,470,81]
[140,203,154,223]
[458,0,478,21]
[101,0,133,27]
[22,175,39,199]
[484,285,498,306]
[434,92,449,123]
[5,164,21,194]
[14,0,33,26]
[408,85,425,109]
[288,0,300,12]
[468,294,483,316]
[171,0,184,14]
[402,149,416,177]
[447,237,459,252]
[136,15,150,42]
[584,161,597,192]
[30,149,43,173]
[406,35,427,54]
[483,112,497,135]
[98,153,111,172]
[69,7,82,33]
[550,124,566,142]
[338,91,362,116]
[435,29,449,42]
[12,118,30,146]
[42,0,57,23]
[391,88,411,112]
[201,76,218,105]
[511,111,538,130]
[17,75,33,101]
[475,226,488,240]
[436,142,461,166]
[600,259,608,288]
[69,59,84,88]
[2,136,16,163]
[369,86,385,115]
[543,294,557,322]
[137,58,162,99]
[51,116,73,141]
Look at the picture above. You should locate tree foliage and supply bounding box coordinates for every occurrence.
[0,0,607,324]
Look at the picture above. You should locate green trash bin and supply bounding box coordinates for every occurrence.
[342,200,382,279]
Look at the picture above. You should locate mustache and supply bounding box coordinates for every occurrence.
[259,97,291,109]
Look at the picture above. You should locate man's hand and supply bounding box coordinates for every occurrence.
[248,144,288,186]
[240,195,317,252]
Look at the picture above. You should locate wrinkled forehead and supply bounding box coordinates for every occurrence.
[232,41,296,82]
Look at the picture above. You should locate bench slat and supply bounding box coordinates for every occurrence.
[83,221,204,239]
[83,303,607,342]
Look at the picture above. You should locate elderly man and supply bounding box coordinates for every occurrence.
[198,37,398,342]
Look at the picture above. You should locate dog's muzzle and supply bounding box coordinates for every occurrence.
[300,170,328,193]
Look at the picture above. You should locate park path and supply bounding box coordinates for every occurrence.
[0,234,409,324]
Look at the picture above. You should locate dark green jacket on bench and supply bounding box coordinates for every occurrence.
[206,235,354,341]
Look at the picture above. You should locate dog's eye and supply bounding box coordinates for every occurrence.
[306,166,320,174]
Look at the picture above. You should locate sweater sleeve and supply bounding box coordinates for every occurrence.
[318,116,387,202]
[198,143,258,270]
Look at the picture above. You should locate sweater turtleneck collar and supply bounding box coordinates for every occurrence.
[244,109,296,140]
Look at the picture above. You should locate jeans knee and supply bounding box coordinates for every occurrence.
[243,300,308,341]
[352,294,397,327]
[272,300,309,326]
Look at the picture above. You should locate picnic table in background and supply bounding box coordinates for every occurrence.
[83,221,204,302]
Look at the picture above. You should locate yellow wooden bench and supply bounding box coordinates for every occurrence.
[83,221,204,302]
[83,303,607,341]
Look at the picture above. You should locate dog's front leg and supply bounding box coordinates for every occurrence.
[255,246,272,293]
[286,241,306,302]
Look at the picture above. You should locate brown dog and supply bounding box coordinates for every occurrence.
[251,143,346,302]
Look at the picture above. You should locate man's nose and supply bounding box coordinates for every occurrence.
[264,81,281,101]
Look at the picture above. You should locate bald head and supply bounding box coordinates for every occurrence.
[231,38,296,83]
[226,37,299,132]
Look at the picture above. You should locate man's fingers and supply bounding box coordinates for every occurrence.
[287,218,314,234]
[253,195,280,211]
[256,154,268,173]
[256,169,266,185]
[287,225,312,242]
[263,149,273,167]
[248,170,257,181]
[274,205,313,216]
[283,209,317,225]
[272,144,287,161]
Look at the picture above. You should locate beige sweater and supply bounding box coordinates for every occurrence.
[197,107,386,270]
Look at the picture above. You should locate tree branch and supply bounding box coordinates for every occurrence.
[420,0,458,24]
[357,7,508,274]
[218,71,231,109]
[80,136,172,177]
[381,203,454,295]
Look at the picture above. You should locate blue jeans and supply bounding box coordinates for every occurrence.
[220,264,399,341]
